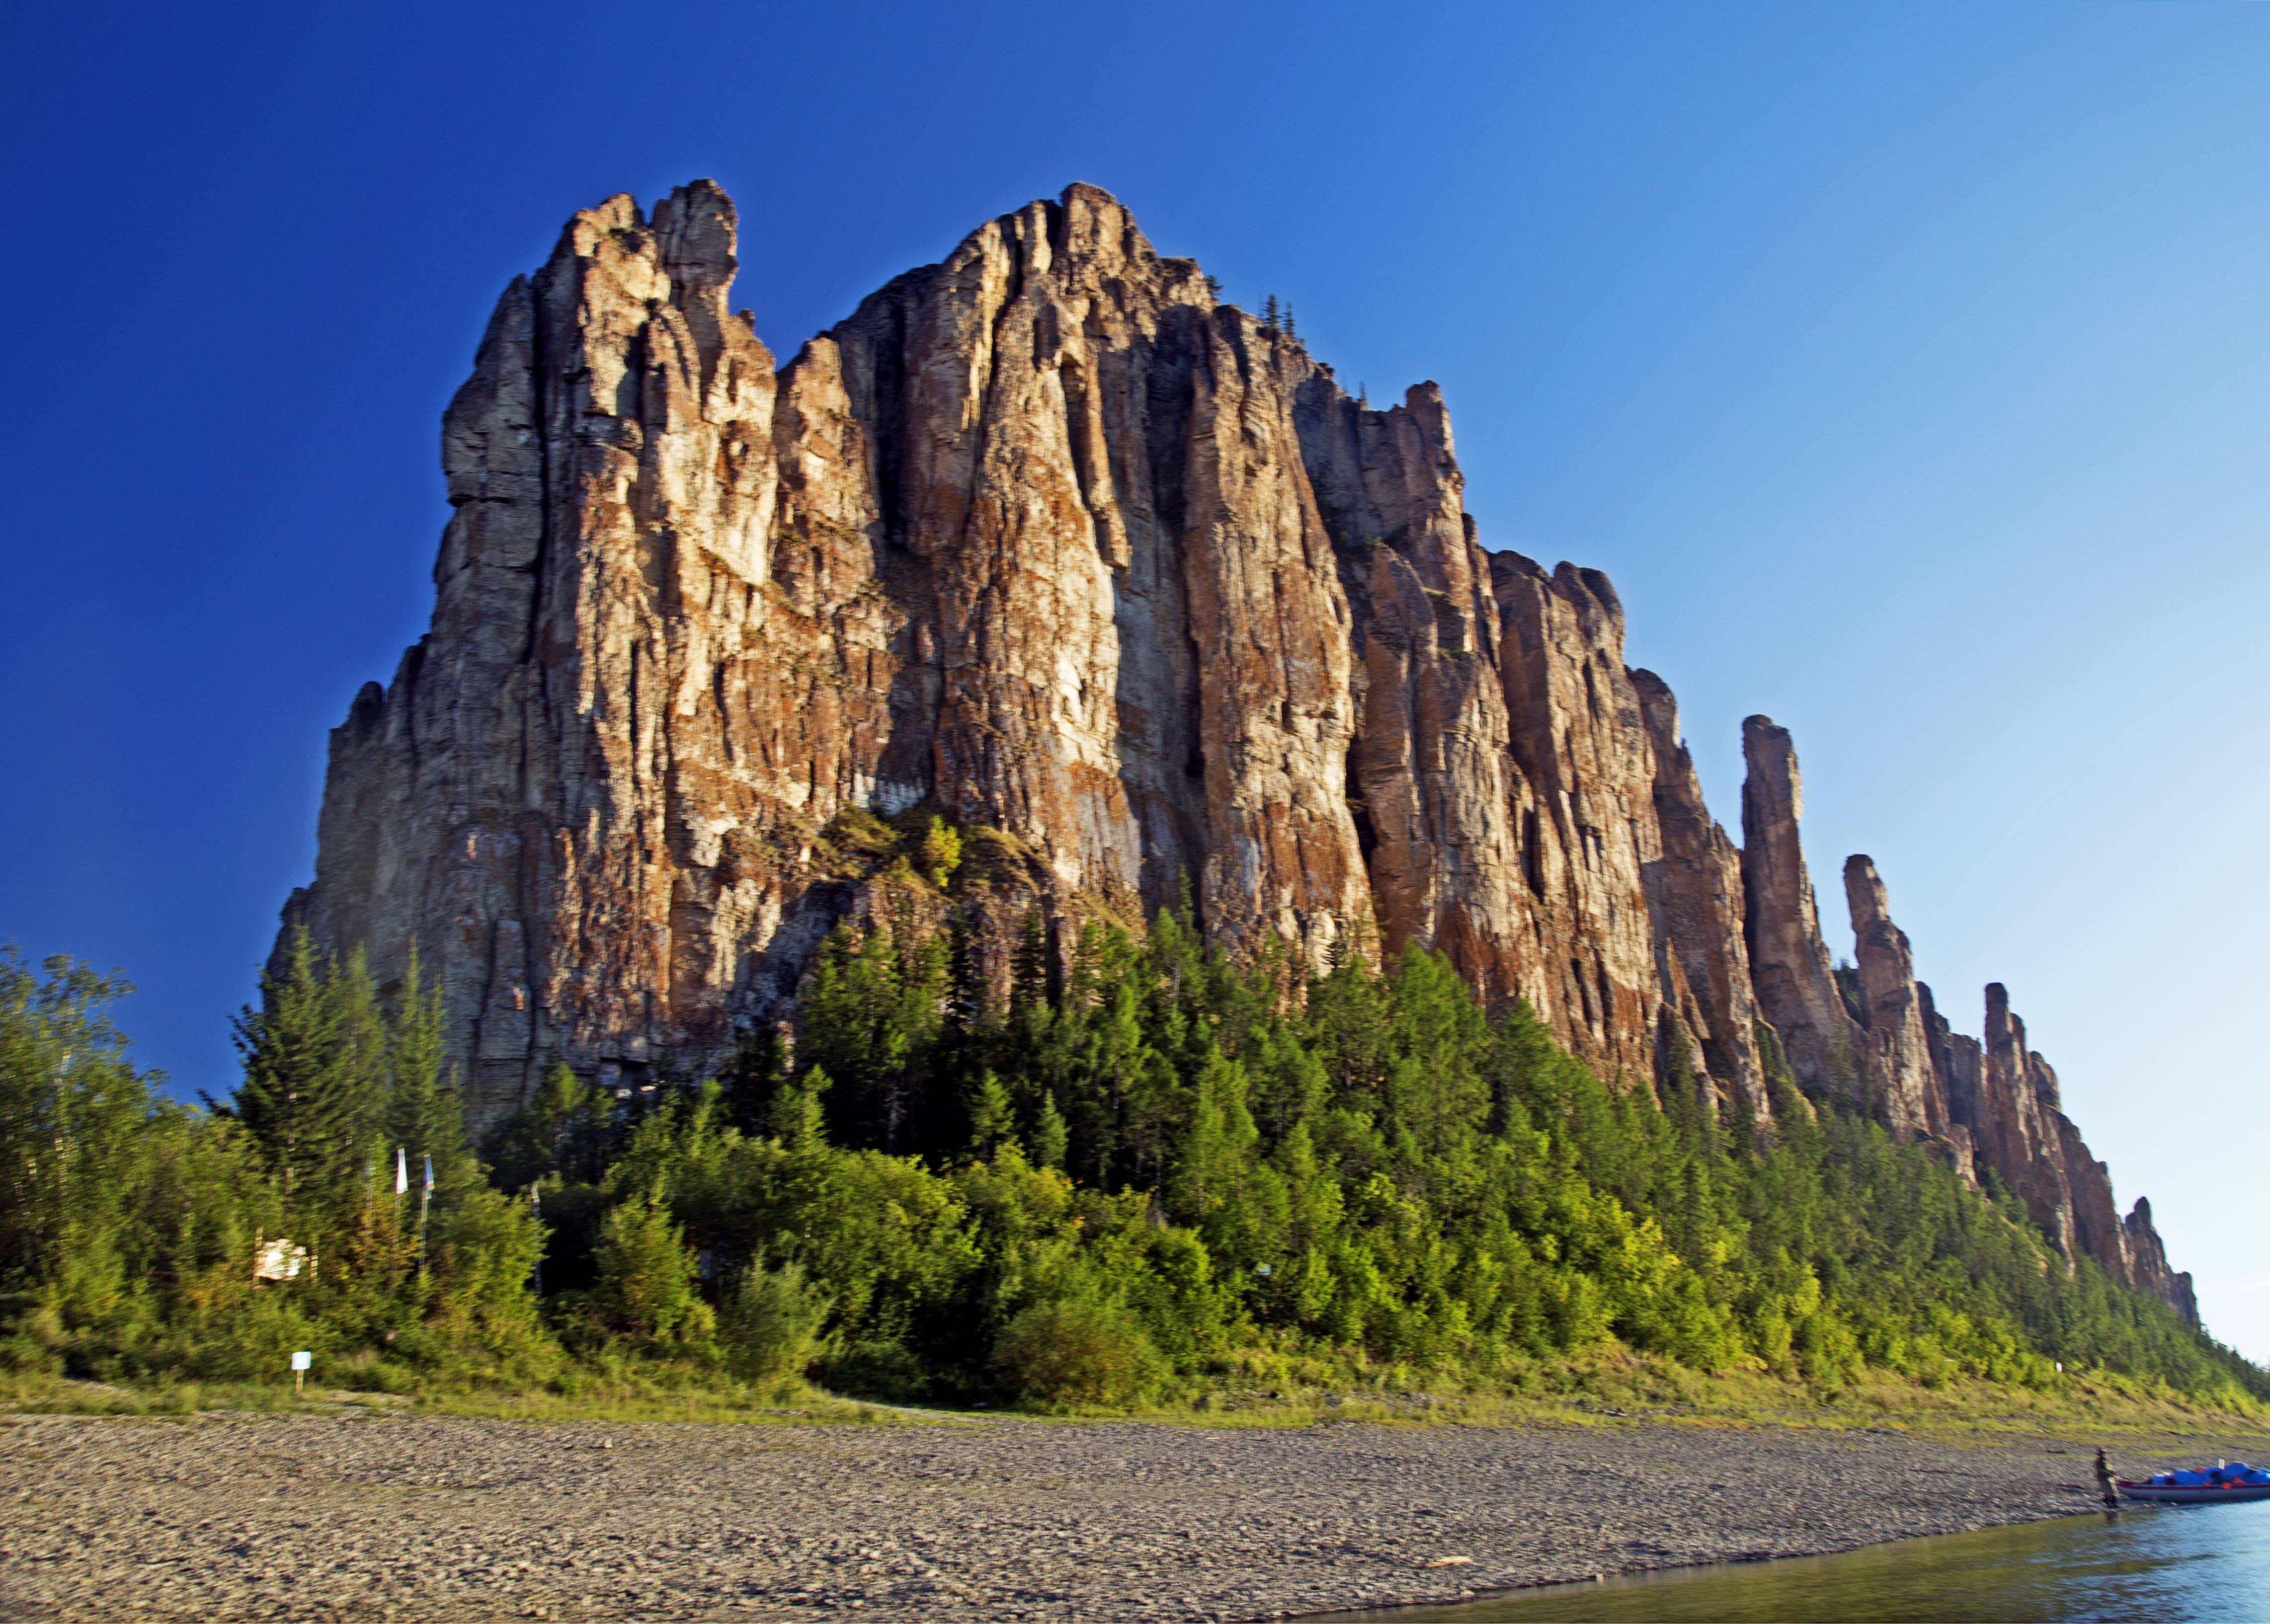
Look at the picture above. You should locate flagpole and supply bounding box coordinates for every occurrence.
[418,1153,433,1283]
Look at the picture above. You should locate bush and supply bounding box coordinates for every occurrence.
[593,1197,710,1348]
[815,1338,930,1403]
[917,818,963,888]
[725,1260,827,1387]
[991,1298,1162,1409]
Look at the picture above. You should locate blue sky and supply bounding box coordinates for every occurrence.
[5,1,2269,1354]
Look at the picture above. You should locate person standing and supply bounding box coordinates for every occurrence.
[2094,1448,2119,1507]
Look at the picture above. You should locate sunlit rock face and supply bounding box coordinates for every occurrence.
[277,180,2193,1325]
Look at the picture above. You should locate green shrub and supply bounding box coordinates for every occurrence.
[991,1298,1162,1409]
[918,818,963,889]
[593,1197,711,1348]
[815,1338,930,1403]
[725,1259,827,1386]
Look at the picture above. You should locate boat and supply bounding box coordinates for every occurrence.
[2117,1461,2270,1505]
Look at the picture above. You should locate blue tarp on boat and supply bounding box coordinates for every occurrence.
[2148,1462,2270,1487]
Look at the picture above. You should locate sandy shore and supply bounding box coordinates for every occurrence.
[2,1407,2261,1622]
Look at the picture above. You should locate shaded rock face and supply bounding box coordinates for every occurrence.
[281,179,2193,1325]
[1487,558,1672,1092]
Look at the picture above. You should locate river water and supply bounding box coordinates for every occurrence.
[1336,1502,2270,1621]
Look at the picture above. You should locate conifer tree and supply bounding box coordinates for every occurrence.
[384,945,472,1196]
[1031,1091,1069,1171]
[965,1072,1015,1159]
[233,932,388,1234]
[770,1067,831,1151]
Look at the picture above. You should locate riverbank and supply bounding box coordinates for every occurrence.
[7,1407,2269,1623]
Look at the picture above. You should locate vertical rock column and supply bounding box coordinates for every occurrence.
[2054,1105,2134,1290]
[1740,717,1866,1106]
[518,182,787,1094]
[1917,982,1981,1183]
[1294,376,1532,1002]
[1976,984,2080,1262]
[2124,1200,2199,1326]
[1633,672,1770,1124]
[1841,856,1943,1142]
[1490,556,1670,1088]
[1178,310,1370,959]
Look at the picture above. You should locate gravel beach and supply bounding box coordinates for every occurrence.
[2,1406,2260,1622]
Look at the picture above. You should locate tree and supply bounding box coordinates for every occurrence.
[232,932,388,1234]
[725,1259,827,1386]
[918,818,963,889]
[964,1072,1015,1160]
[799,920,948,1152]
[383,945,469,1191]
[0,951,165,1330]
[594,1196,710,1347]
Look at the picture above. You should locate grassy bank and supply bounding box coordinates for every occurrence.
[11,1344,2264,1444]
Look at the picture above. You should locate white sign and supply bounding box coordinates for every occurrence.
[290,1351,312,1372]
[254,1238,309,1282]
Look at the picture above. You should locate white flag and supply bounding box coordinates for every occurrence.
[394,1146,409,1196]
[422,1153,434,1195]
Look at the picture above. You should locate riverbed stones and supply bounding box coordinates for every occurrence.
[3,1412,2255,1622]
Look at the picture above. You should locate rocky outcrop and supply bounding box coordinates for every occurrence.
[1917,968,2201,1320]
[287,181,1374,1115]
[1633,672,1769,1124]
[1975,983,2080,1263]
[1728,735,2192,1323]
[1295,381,1529,1010]
[1842,856,1943,1142]
[1740,717,1864,1101]
[2125,1199,2199,1326]
[1486,557,1674,1088]
[278,178,2194,1326]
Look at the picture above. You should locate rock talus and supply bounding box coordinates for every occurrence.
[278,179,2195,1326]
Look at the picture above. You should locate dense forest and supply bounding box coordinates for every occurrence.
[3,851,2262,1411]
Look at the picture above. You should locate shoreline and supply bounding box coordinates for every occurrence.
[4,1411,2264,1622]
[1291,1514,2108,1621]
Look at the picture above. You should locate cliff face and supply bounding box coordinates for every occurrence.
[280,179,2194,1325]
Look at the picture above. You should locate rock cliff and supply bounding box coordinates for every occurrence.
[278,180,2194,1324]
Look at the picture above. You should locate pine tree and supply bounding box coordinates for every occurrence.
[770,1068,831,1152]
[384,945,469,1191]
[918,817,963,889]
[965,1071,1015,1159]
[595,1194,710,1346]
[1031,1091,1069,1171]
[233,932,388,1234]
